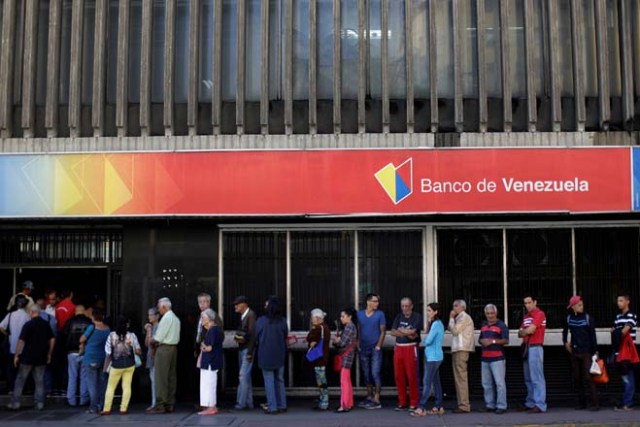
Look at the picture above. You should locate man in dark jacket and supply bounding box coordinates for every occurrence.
[64,305,93,406]
[563,295,598,411]
[7,304,55,411]
[233,295,257,410]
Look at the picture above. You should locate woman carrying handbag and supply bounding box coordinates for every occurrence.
[332,307,357,413]
[306,309,331,411]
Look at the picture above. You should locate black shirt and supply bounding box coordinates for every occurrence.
[562,312,597,354]
[391,312,423,344]
[65,314,93,352]
[19,317,54,366]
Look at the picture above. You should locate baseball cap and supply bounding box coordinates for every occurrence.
[567,295,582,309]
[22,280,34,290]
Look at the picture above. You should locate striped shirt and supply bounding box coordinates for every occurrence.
[479,320,509,362]
[521,308,546,345]
[614,311,637,339]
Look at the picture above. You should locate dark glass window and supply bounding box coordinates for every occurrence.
[358,231,423,324]
[222,232,286,327]
[576,228,640,328]
[507,229,572,329]
[438,229,503,328]
[290,231,354,330]
[35,1,50,106]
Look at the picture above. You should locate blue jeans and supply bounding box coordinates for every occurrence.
[621,371,636,407]
[359,347,382,387]
[67,353,89,405]
[481,360,507,410]
[83,363,107,413]
[261,367,286,412]
[418,360,443,409]
[235,349,254,409]
[523,345,546,411]
[12,364,46,406]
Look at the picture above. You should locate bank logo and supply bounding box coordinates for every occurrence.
[374,158,413,204]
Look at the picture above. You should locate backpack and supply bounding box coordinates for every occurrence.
[110,333,135,369]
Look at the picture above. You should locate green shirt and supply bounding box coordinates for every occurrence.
[154,310,181,345]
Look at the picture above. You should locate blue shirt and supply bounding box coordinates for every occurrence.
[358,310,386,350]
[256,316,288,370]
[423,320,444,362]
[82,325,111,365]
[201,325,224,371]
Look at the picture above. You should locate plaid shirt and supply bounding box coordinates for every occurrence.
[336,322,357,368]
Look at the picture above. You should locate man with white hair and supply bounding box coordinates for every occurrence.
[7,304,55,411]
[478,304,509,414]
[147,297,181,414]
[448,299,475,413]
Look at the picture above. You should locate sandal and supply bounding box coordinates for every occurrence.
[427,407,445,415]
[409,408,427,417]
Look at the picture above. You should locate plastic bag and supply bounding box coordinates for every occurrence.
[592,358,609,384]
[589,354,602,375]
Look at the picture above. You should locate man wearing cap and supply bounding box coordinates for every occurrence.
[562,295,598,411]
[518,294,547,413]
[233,295,256,410]
[6,281,35,311]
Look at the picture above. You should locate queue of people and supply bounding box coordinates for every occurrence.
[1,282,638,416]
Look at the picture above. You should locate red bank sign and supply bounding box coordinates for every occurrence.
[0,147,632,216]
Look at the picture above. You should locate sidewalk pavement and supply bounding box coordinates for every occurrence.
[1,398,640,427]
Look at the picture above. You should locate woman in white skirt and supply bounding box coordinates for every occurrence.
[198,308,224,415]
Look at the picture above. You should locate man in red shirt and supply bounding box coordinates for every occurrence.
[55,290,76,332]
[52,290,75,395]
[518,294,547,413]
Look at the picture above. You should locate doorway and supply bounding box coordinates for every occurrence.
[11,267,108,312]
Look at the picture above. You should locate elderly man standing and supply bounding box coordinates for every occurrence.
[233,295,257,411]
[147,297,181,414]
[478,304,509,414]
[390,297,422,411]
[7,304,55,411]
[448,299,475,413]
[519,294,547,413]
